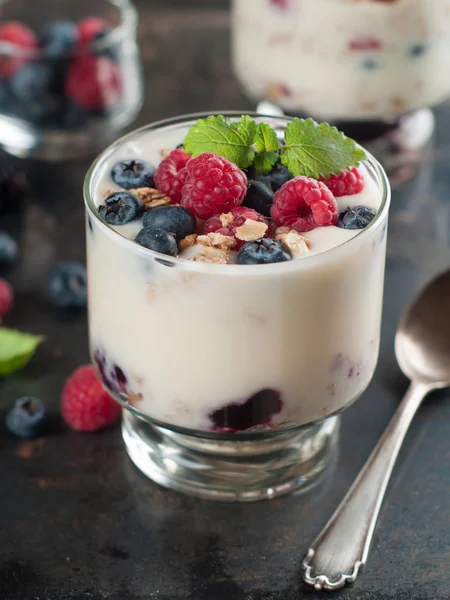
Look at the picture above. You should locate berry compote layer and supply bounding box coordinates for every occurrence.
[86,114,389,434]
[232,0,450,121]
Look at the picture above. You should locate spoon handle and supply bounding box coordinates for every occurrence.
[302,381,430,591]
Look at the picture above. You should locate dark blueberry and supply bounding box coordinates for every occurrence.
[10,62,60,123]
[0,153,27,213]
[143,206,196,242]
[135,227,178,257]
[409,43,427,57]
[210,389,282,432]
[266,162,293,191]
[338,205,376,230]
[98,191,144,225]
[40,20,78,59]
[6,396,47,439]
[111,160,155,189]
[242,178,274,218]
[361,58,379,70]
[0,232,18,264]
[47,261,87,308]
[237,238,292,265]
[61,102,89,129]
[0,79,12,112]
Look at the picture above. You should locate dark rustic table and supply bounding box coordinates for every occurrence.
[1,2,449,599]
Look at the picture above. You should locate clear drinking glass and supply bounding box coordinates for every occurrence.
[0,0,143,161]
[231,0,445,173]
[84,113,391,502]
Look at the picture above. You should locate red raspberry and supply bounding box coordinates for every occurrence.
[0,22,38,78]
[320,167,364,197]
[77,17,108,46]
[204,206,269,248]
[154,149,191,202]
[65,55,122,111]
[61,365,121,432]
[0,278,13,318]
[181,153,247,220]
[271,176,338,232]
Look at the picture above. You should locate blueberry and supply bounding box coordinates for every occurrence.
[266,162,293,191]
[338,205,376,230]
[143,206,196,242]
[6,396,47,439]
[10,62,60,123]
[47,261,87,308]
[93,28,119,61]
[135,227,178,257]
[0,232,18,264]
[40,20,78,59]
[98,191,144,225]
[236,238,292,265]
[111,160,155,189]
[210,389,282,432]
[362,58,379,70]
[0,153,27,213]
[409,43,427,57]
[242,178,274,217]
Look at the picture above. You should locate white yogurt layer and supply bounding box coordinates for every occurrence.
[86,118,389,433]
[232,0,450,120]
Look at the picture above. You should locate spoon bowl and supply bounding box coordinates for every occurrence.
[396,269,450,387]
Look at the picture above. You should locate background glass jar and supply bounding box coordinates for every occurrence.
[84,113,391,502]
[0,0,143,161]
[231,0,445,176]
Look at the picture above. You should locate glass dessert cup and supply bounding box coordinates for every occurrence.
[84,112,391,502]
[231,0,443,179]
[0,0,143,161]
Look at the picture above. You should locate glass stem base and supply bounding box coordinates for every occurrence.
[122,411,340,502]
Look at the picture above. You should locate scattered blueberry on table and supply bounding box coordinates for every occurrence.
[6,396,47,439]
[46,261,87,308]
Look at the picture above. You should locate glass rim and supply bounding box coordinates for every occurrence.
[0,0,138,58]
[84,110,391,276]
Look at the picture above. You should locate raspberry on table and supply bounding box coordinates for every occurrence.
[203,206,269,248]
[181,153,247,219]
[271,176,338,232]
[0,277,13,318]
[61,365,121,432]
[320,167,364,197]
[154,148,191,203]
[0,22,38,78]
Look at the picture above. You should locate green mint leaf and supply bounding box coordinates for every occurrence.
[0,328,44,376]
[253,151,279,174]
[184,115,256,169]
[280,118,366,179]
[255,123,279,153]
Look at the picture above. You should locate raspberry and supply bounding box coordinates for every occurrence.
[181,153,247,220]
[154,149,191,202]
[271,177,338,232]
[77,17,108,46]
[0,22,38,78]
[0,278,13,318]
[61,365,121,432]
[203,206,269,247]
[320,167,364,197]
[65,55,122,111]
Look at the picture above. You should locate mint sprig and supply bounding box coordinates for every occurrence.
[184,115,257,169]
[0,328,43,376]
[254,123,279,174]
[281,118,366,179]
[184,115,365,177]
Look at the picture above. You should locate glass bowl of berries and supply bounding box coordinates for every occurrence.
[84,112,391,502]
[0,0,143,161]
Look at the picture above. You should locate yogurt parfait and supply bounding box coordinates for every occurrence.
[84,112,390,501]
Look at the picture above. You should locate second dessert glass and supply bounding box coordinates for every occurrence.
[84,113,391,502]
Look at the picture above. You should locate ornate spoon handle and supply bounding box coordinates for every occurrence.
[303,382,430,591]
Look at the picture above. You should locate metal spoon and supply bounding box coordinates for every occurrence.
[302,268,450,591]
